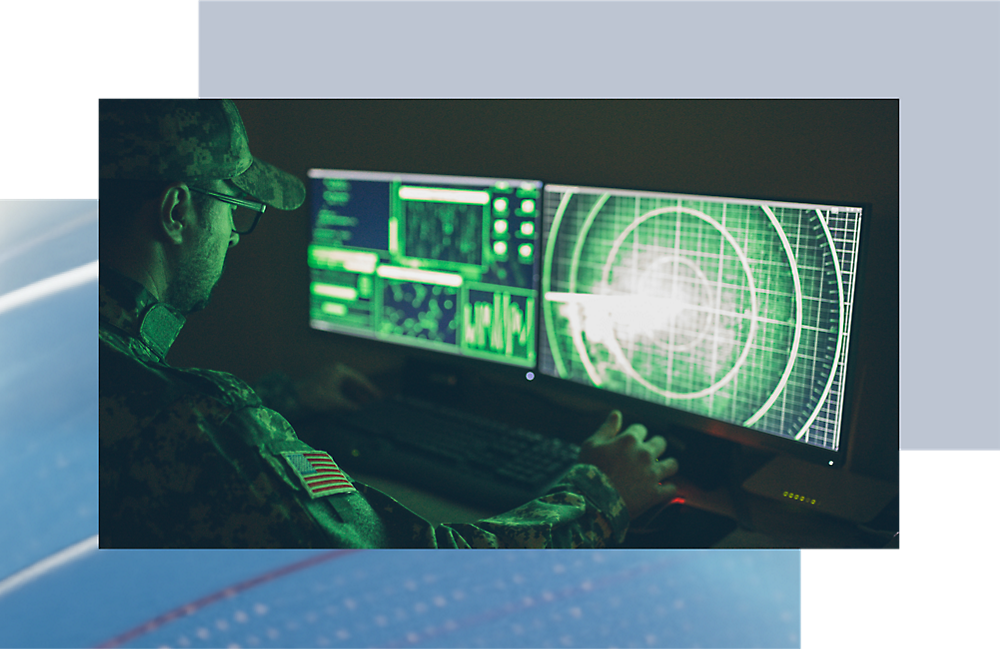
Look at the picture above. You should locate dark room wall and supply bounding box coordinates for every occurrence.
[166,99,898,480]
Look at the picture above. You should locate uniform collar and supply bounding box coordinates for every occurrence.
[99,266,186,360]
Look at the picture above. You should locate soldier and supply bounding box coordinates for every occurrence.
[98,99,679,548]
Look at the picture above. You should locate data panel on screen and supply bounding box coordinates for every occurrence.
[539,185,864,452]
[308,170,542,368]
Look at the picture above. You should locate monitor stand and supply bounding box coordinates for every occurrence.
[741,455,898,524]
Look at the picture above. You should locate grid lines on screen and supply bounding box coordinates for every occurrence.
[539,186,862,451]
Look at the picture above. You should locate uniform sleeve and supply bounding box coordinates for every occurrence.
[233,406,632,549]
[353,465,630,548]
[239,382,633,548]
[103,387,630,549]
[247,375,632,547]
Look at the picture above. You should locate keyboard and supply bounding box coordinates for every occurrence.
[312,394,582,511]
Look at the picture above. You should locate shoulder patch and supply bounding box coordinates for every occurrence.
[281,451,356,498]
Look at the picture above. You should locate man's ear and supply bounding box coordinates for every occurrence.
[157,183,196,245]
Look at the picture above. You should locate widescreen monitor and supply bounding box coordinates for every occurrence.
[538,184,867,465]
[307,169,543,369]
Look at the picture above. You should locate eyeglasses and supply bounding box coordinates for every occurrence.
[189,186,267,235]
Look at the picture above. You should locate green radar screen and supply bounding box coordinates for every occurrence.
[540,186,864,451]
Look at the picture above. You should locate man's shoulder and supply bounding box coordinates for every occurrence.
[100,354,298,470]
[100,329,261,410]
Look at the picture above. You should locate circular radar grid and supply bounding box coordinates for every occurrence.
[543,191,843,439]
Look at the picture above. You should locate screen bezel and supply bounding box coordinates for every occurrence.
[306,168,874,468]
[534,183,873,469]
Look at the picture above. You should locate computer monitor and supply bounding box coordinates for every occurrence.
[307,169,543,369]
[537,184,868,467]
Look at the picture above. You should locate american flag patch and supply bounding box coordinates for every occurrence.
[281,451,356,498]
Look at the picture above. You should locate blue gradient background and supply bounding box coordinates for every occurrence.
[0,201,98,580]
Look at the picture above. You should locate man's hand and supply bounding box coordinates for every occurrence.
[577,410,679,520]
[294,363,383,413]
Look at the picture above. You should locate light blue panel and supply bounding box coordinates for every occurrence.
[0,200,98,581]
[2,549,800,648]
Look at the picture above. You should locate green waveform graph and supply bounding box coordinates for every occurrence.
[461,287,535,365]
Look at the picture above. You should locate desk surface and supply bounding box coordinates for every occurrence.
[352,470,896,548]
[339,368,897,548]
[352,471,499,525]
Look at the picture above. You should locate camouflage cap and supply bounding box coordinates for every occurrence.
[100,99,305,211]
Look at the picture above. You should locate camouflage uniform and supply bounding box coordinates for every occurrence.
[99,268,630,548]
